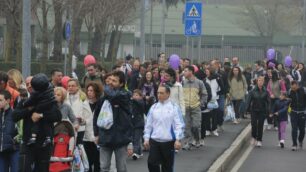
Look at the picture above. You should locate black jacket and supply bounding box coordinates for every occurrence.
[93,87,133,148]
[272,99,290,122]
[0,108,18,152]
[12,100,62,145]
[128,70,141,92]
[289,87,306,111]
[246,86,270,113]
[131,99,145,129]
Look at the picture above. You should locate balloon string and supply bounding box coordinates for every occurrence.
[289,46,293,56]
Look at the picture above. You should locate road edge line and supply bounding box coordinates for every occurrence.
[207,123,252,172]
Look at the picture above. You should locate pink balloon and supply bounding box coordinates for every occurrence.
[84,54,96,66]
[192,65,199,73]
[61,76,70,89]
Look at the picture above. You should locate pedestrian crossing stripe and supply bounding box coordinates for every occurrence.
[188,5,200,17]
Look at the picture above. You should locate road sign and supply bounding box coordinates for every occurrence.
[63,21,71,40]
[185,20,201,36]
[185,2,202,37]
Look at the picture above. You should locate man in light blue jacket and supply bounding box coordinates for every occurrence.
[144,85,185,172]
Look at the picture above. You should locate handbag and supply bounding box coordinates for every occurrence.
[224,103,236,122]
[207,100,219,110]
[97,100,114,129]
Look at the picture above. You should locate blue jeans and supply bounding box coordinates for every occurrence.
[0,150,19,172]
[133,128,143,155]
[217,95,225,126]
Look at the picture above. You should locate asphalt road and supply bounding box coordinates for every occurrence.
[124,120,249,172]
[238,124,306,172]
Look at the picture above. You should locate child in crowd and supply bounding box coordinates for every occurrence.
[131,89,145,160]
[23,73,57,147]
[54,87,78,127]
[271,93,290,148]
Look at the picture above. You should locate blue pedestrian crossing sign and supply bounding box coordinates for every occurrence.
[185,2,202,36]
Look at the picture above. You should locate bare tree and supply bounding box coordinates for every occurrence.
[236,0,302,43]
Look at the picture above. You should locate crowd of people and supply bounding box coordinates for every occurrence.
[0,52,305,172]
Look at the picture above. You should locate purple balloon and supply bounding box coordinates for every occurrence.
[284,56,292,67]
[266,49,276,60]
[169,54,180,70]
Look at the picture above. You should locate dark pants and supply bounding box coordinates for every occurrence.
[251,112,265,141]
[76,131,85,145]
[217,96,225,126]
[83,141,100,172]
[204,110,217,132]
[290,112,306,146]
[148,139,175,172]
[232,100,243,119]
[0,150,19,172]
[201,112,208,139]
[133,128,143,155]
[18,143,52,172]
[268,98,278,127]
[31,122,52,138]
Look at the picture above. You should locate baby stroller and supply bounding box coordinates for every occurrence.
[49,120,75,172]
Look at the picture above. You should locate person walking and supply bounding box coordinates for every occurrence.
[182,66,207,149]
[228,67,247,124]
[144,85,184,172]
[288,81,306,151]
[83,82,102,172]
[246,76,270,147]
[0,90,19,172]
[93,71,133,172]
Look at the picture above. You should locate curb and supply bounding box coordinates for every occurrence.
[207,123,252,172]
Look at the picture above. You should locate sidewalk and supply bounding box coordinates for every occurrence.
[125,120,249,172]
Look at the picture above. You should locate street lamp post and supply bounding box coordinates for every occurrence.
[22,0,31,78]
[161,0,166,53]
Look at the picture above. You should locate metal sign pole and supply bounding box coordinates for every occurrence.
[198,36,201,63]
[186,37,189,59]
[191,37,194,64]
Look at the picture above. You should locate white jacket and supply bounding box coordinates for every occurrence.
[206,78,220,101]
[82,100,95,142]
[169,82,185,116]
[65,91,85,132]
[144,99,185,142]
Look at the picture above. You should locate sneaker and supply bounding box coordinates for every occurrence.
[199,139,205,147]
[132,153,140,160]
[182,143,191,150]
[191,140,196,147]
[175,149,179,153]
[274,127,278,131]
[267,125,272,130]
[195,141,201,148]
[280,140,285,148]
[250,138,256,145]
[212,130,219,137]
[299,142,303,150]
[292,146,297,151]
[206,131,211,136]
[256,141,262,147]
[233,119,238,124]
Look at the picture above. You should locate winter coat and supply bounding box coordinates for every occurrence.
[205,75,221,101]
[0,108,18,152]
[93,87,133,148]
[169,82,185,116]
[228,76,247,100]
[272,99,290,122]
[288,87,306,111]
[12,99,62,145]
[81,73,104,89]
[128,70,141,92]
[82,100,96,142]
[131,99,145,129]
[58,103,77,124]
[65,91,86,132]
[246,86,270,114]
